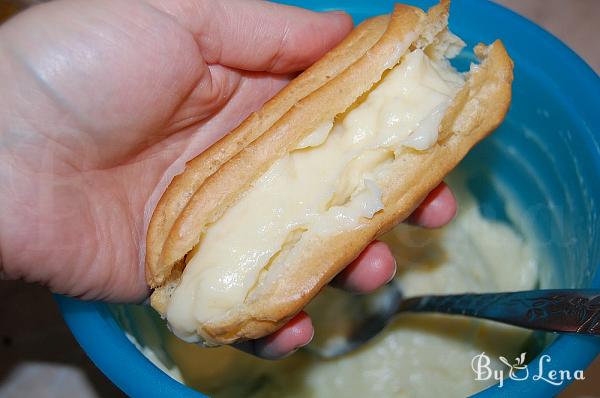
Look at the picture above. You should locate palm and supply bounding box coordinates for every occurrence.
[0,0,296,300]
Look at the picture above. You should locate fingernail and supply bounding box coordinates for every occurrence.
[285,320,314,354]
[298,326,315,349]
[385,257,398,284]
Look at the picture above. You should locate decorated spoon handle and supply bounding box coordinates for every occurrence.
[398,289,600,335]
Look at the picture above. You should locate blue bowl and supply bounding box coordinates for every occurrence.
[56,0,600,396]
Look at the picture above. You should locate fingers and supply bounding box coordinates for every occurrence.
[407,182,457,228]
[236,311,314,360]
[150,0,354,73]
[332,183,456,293]
[332,241,396,294]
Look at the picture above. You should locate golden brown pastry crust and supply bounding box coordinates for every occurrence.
[145,14,392,287]
[145,0,514,344]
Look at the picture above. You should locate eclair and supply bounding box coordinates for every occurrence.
[145,0,514,345]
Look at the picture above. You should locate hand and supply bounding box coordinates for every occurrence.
[0,0,456,358]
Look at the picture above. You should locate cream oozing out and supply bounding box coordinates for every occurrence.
[166,49,465,342]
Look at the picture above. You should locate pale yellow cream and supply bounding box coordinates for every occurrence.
[167,49,465,342]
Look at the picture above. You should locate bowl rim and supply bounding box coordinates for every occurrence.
[56,0,600,397]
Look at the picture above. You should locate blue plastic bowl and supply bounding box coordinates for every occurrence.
[56,0,600,396]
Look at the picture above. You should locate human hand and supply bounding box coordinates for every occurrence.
[0,0,456,358]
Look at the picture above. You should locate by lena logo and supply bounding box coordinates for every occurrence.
[471,352,585,388]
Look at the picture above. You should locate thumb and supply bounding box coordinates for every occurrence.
[152,0,354,73]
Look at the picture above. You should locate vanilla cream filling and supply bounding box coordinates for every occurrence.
[166,49,465,342]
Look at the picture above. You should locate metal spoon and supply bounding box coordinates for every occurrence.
[306,284,600,359]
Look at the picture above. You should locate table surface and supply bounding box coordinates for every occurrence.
[1,1,599,397]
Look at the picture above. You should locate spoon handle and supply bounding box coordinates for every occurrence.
[398,289,600,335]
